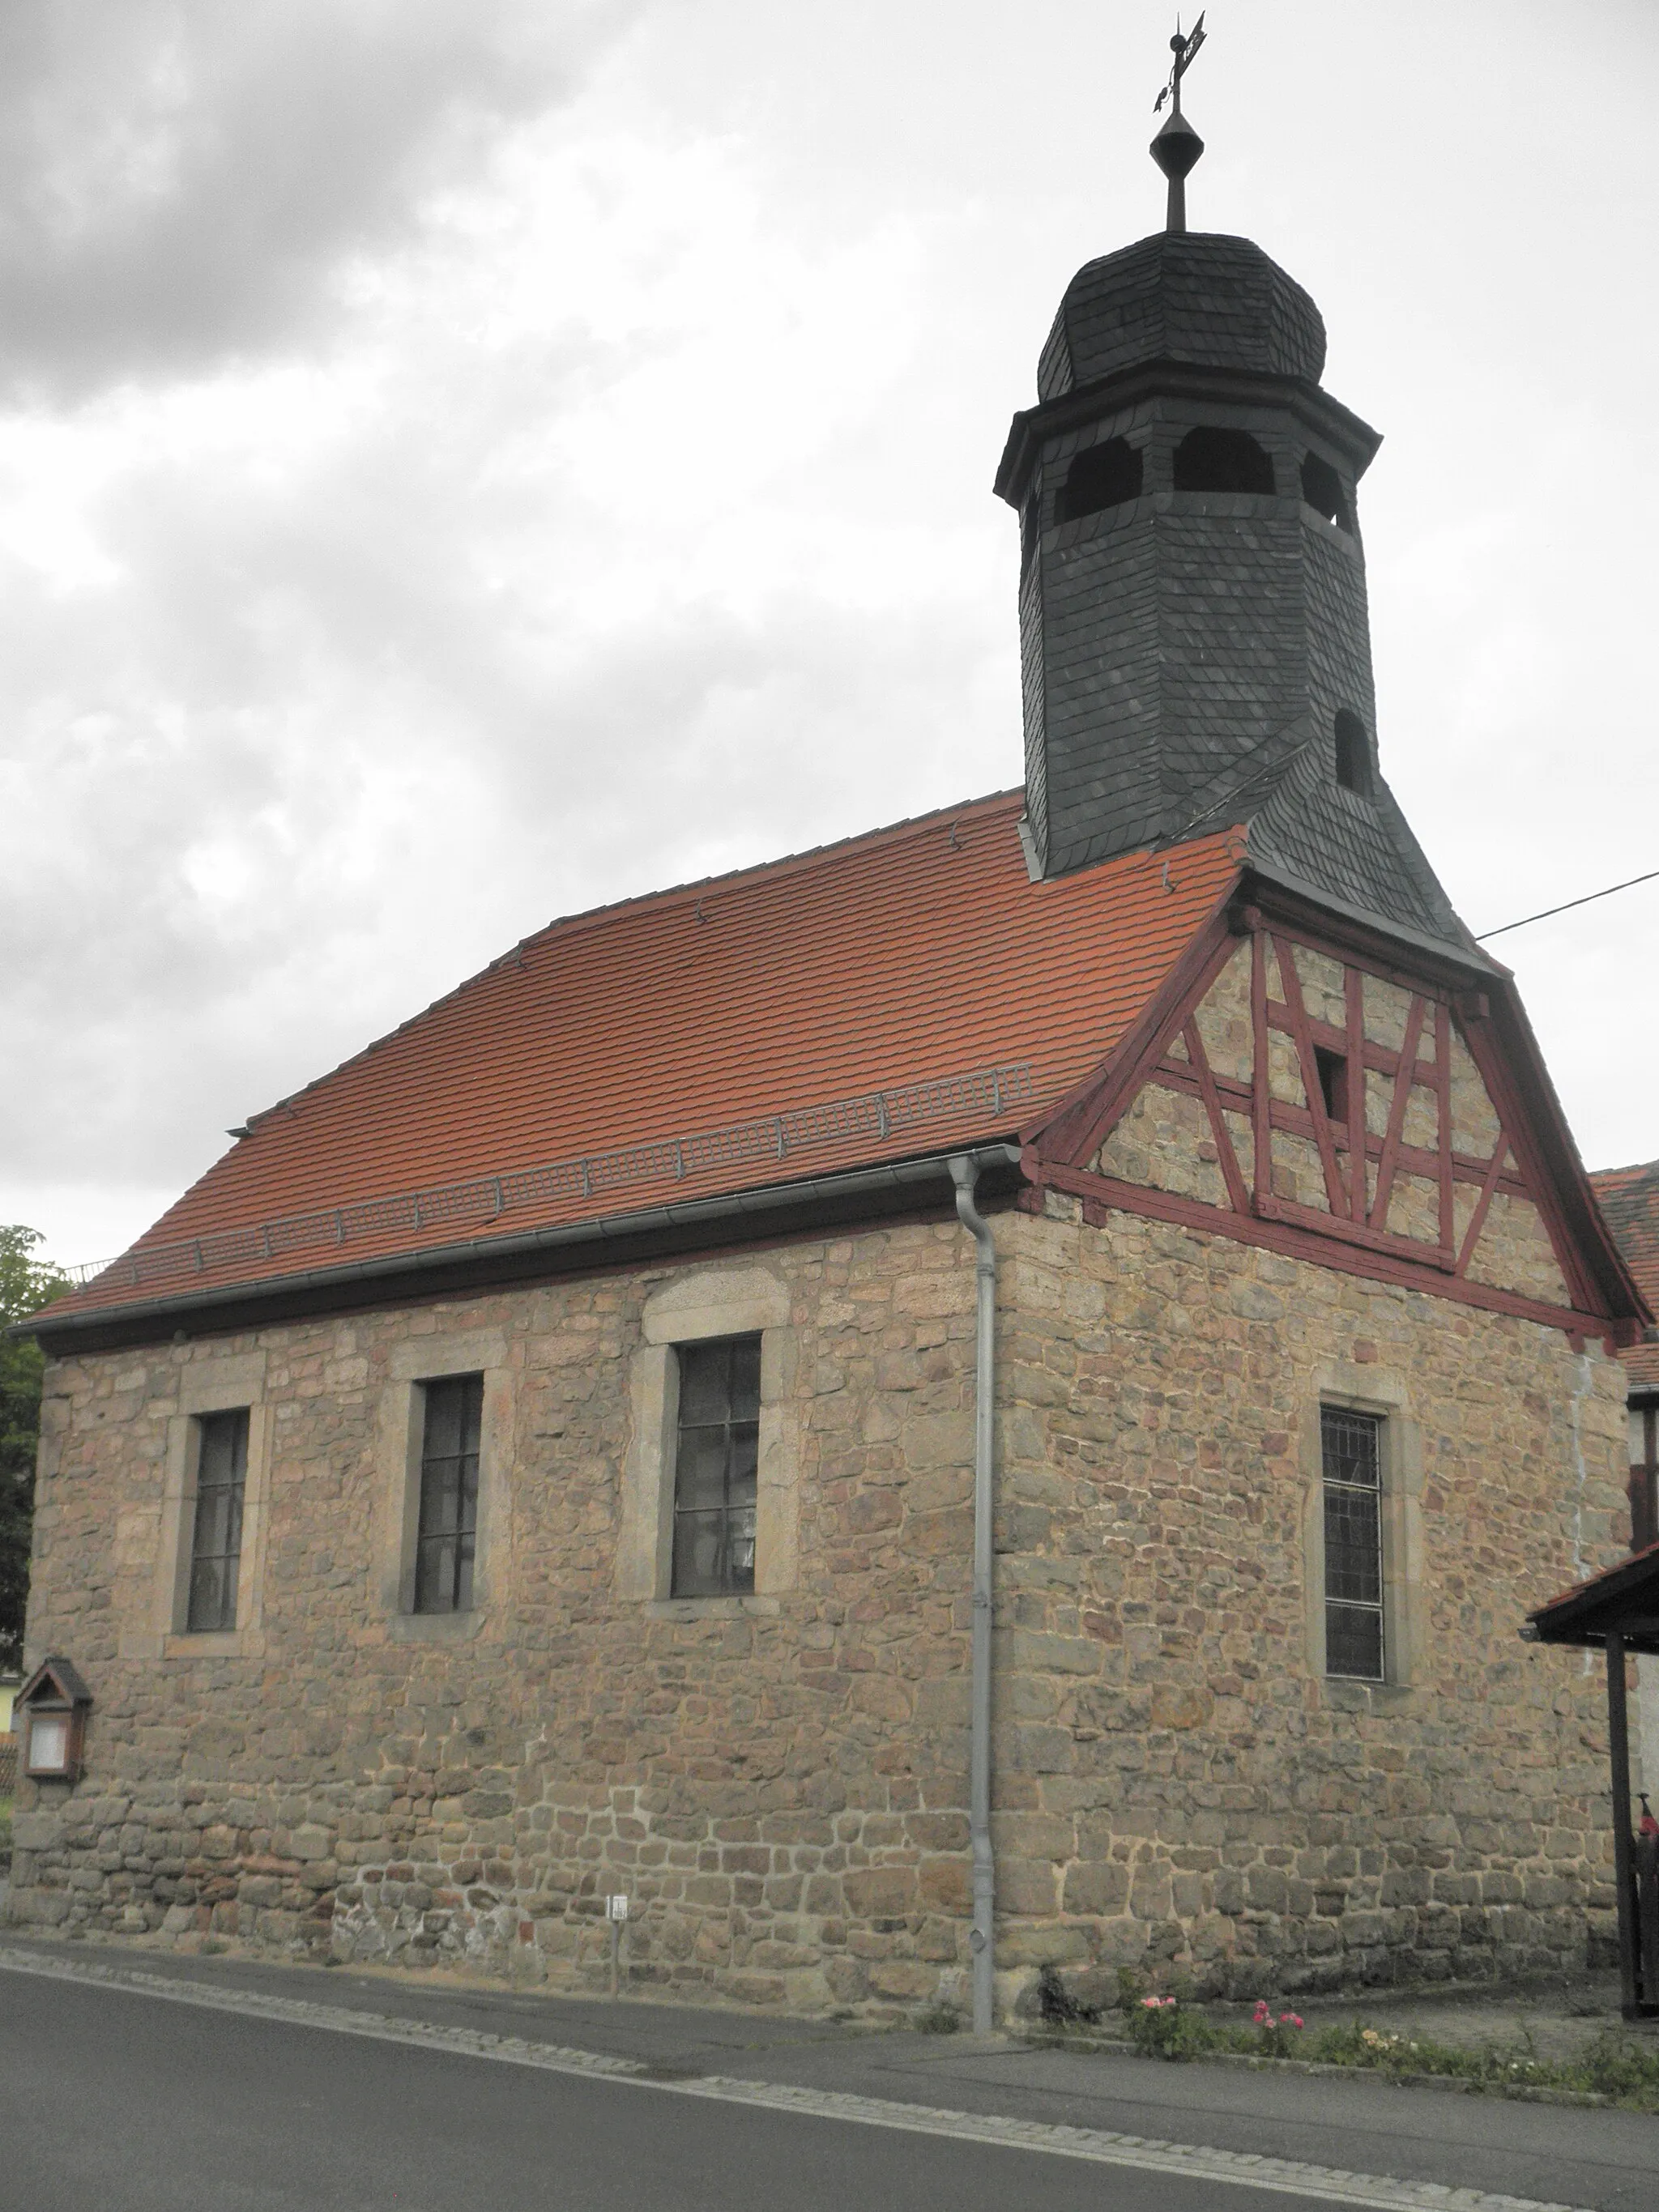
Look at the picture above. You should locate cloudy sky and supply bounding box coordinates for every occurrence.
[2,0,1655,1271]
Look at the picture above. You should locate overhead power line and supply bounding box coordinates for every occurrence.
[1475,865,1659,942]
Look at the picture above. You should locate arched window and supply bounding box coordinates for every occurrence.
[1334,710,1372,795]
[1056,437,1144,524]
[1173,426,1275,497]
[1300,452,1352,531]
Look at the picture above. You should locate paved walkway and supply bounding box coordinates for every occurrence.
[1,1929,1654,2211]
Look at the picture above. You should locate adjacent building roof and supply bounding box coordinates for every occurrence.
[47,794,1243,1321]
[1525,1536,1659,1656]
[1590,1159,1659,1387]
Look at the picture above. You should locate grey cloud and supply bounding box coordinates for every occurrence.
[0,419,1011,1209]
[0,0,641,397]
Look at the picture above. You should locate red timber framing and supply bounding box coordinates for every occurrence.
[1020,884,1646,1349]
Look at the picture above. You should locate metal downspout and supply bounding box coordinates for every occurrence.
[949,1154,996,2035]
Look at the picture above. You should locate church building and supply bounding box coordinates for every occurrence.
[9,71,1648,2022]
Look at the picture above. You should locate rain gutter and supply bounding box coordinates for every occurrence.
[21,1144,1027,1355]
[949,1153,998,2036]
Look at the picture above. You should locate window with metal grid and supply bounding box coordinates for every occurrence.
[672,1336,761,1598]
[1322,1405,1385,1680]
[414,1375,484,1613]
[187,1409,249,1632]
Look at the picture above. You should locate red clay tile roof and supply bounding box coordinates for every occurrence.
[1589,1159,1659,1387]
[56,793,1243,1316]
[1526,1532,1659,1654]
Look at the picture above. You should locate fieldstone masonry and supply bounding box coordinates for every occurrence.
[8,1195,1639,2019]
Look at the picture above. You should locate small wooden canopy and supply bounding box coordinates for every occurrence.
[1525,1539,1659,1656]
[1524,1541,1659,2019]
[16,1655,92,1710]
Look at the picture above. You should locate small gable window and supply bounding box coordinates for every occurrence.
[1313,1045,1350,1125]
[1333,710,1372,796]
[1173,426,1275,497]
[1056,437,1144,524]
[1300,451,1351,530]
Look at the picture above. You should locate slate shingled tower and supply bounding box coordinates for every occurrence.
[995,228,1469,956]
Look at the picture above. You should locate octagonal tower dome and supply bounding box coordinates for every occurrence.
[1038,230,1328,401]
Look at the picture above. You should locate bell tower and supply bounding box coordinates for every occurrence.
[996,24,1465,955]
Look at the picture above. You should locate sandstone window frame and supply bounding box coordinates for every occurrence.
[375,1330,512,1644]
[1300,1363,1422,1703]
[155,1350,272,1661]
[618,1266,799,1619]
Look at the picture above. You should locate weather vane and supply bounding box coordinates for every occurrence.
[1150,13,1206,234]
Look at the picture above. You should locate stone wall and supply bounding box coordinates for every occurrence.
[10,1222,983,2018]
[8,1197,1636,2018]
[990,1199,1632,2007]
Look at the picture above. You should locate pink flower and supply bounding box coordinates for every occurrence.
[1282,2014,1304,2030]
[1253,2000,1272,2022]
[1141,1994,1176,2009]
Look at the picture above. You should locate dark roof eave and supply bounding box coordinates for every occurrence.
[994,359,1384,506]
[1524,1539,1659,1656]
[1236,859,1499,980]
[21,1142,1029,1356]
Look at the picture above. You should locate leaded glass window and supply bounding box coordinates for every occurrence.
[414,1375,483,1613]
[1322,1405,1384,1681]
[187,1409,249,1632]
[672,1336,761,1598]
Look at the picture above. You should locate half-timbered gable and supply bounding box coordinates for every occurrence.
[1023,892,1633,1345]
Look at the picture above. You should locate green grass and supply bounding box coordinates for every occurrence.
[1034,1970,1659,2112]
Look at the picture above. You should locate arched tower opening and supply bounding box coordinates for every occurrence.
[1334,710,1373,795]
[1300,451,1352,531]
[1056,438,1144,523]
[1173,426,1275,497]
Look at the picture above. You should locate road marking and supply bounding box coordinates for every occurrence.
[0,1946,1593,2212]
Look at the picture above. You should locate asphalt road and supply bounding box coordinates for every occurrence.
[0,1970,1316,2212]
[2,1946,1656,2212]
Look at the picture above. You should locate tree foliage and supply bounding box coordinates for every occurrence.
[1,1226,73,1674]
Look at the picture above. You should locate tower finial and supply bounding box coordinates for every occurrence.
[1150,13,1206,233]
